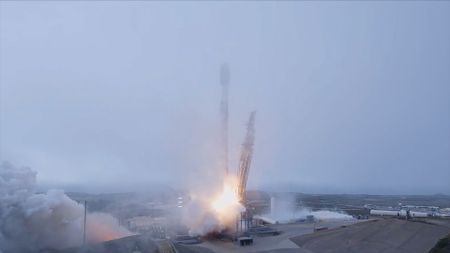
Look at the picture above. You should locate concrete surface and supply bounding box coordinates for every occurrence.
[198,219,359,253]
[173,243,215,253]
[291,218,450,253]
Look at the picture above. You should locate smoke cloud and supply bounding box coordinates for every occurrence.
[0,162,132,253]
[268,194,353,223]
[181,196,221,236]
[181,175,244,236]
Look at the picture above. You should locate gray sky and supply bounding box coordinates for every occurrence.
[1,1,449,195]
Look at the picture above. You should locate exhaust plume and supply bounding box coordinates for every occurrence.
[0,161,132,253]
[268,194,353,223]
[181,175,244,236]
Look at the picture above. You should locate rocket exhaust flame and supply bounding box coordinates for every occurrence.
[210,176,244,226]
[181,175,244,236]
[211,184,239,213]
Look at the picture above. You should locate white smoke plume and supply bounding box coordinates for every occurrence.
[268,194,353,223]
[180,175,244,236]
[181,196,222,236]
[310,210,353,220]
[0,162,132,253]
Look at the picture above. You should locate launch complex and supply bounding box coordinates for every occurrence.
[210,63,256,237]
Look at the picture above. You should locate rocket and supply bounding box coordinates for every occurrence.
[220,63,229,175]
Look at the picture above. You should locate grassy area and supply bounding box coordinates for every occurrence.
[429,234,450,253]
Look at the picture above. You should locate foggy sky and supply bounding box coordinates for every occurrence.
[1,2,449,195]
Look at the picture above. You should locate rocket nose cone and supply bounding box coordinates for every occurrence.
[220,63,230,86]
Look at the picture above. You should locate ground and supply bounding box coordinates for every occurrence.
[429,234,450,253]
[184,219,358,253]
[176,218,450,253]
[53,218,450,253]
[290,219,450,253]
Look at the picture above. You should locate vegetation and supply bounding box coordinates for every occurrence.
[429,234,450,253]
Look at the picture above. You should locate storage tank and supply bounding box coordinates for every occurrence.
[410,211,428,218]
[370,210,400,216]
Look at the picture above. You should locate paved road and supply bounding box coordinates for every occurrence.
[156,239,177,253]
[57,234,159,253]
[173,243,215,253]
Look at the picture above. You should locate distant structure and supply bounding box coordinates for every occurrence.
[220,63,230,175]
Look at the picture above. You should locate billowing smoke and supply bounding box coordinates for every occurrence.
[181,195,222,235]
[0,162,132,253]
[309,210,353,220]
[268,194,353,223]
[181,175,244,236]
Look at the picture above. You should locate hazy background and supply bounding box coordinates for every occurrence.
[1,2,449,195]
